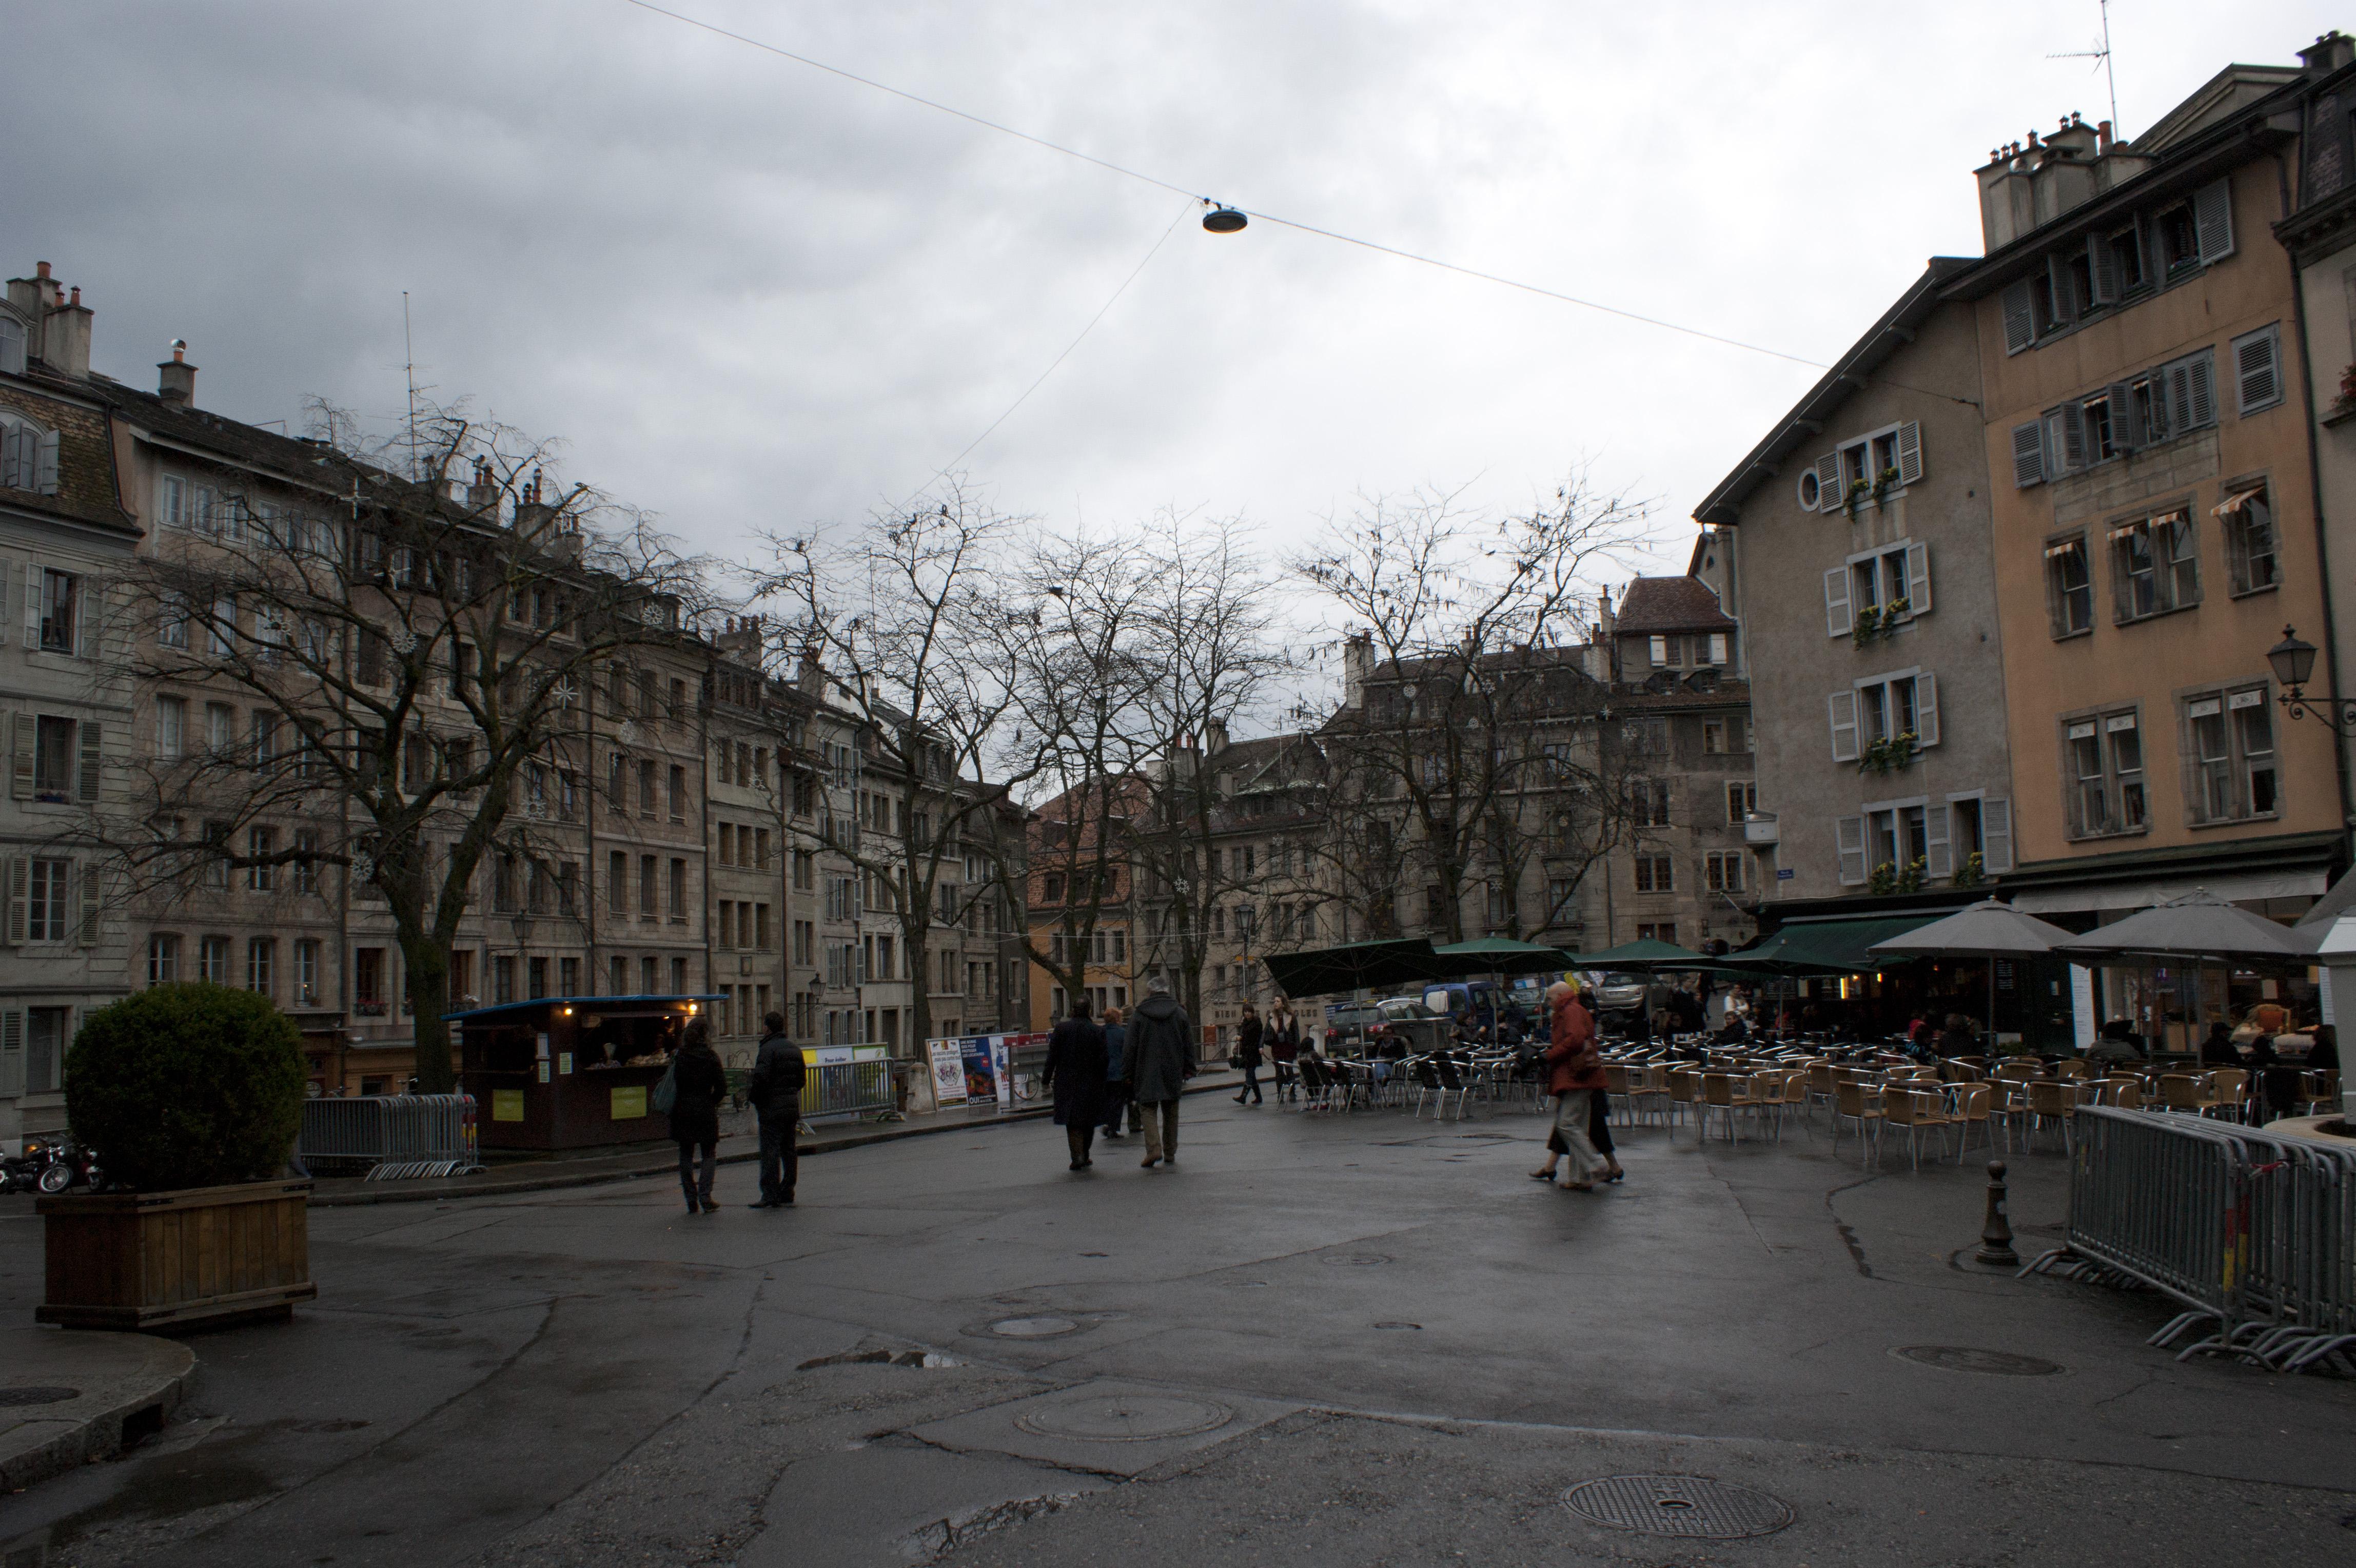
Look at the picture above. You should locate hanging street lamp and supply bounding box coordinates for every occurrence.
[1201,203,1247,233]
[2266,624,2356,735]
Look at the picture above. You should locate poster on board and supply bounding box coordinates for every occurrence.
[927,1038,969,1106]
[959,1036,996,1103]
[990,1035,1012,1110]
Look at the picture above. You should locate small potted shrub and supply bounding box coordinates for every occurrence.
[37,984,317,1330]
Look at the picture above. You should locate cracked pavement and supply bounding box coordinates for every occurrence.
[2,1099,2351,1566]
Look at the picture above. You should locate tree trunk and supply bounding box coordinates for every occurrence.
[401,934,454,1093]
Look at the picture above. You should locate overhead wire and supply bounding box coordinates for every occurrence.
[899,198,1196,512]
[616,0,1833,372]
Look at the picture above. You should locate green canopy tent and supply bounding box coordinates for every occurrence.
[1563,937,1714,971]
[1260,938,1443,1001]
[1430,937,1578,976]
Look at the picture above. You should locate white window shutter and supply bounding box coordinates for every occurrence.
[1836,817,1867,886]
[2192,178,2233,263]
[2011,422,2046,487]
[0,1010,22,1094]
[1981,797,2013,873]
[2088,234,2118,305]
[1913,674,1939,746]
[1823,567,1853,637]
[2105,381,2138,453]
[2187,351,2217,427]
[77,717,101,803]
[3,857,24,945]
[1828,690,1860,762]
[1905,541,1932,616]
[1925,804,1952,878]
[2233,326,2281,415]
[1894,421,1922,486]
[2047,254,2077,324]
[33,429,58,495]
[1814,452,1841,511]
[23,565,38,651]
[2001,281,2035,352]
[0,558,9,630]
[77,861,99,948]
[9,712,29,800]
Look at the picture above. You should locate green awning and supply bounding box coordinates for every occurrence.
[1720,914,1946,975]
[1564,938,1712,971]
[1429,938,1577,976]
[1261,938,1441,999]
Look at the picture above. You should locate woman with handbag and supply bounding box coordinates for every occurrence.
[1529,982,1607,1190]
[664,1018,729,1215]
[1267,997,1302,1103]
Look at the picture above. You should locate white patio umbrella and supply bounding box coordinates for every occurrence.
[1870,899,2079,1041]
[2054,890,2309,1054]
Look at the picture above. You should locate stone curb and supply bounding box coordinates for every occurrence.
[0,1329,193,1495]
[306,1072,1245,1207]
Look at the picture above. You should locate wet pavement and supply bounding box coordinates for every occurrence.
[2,1096,2350,1566]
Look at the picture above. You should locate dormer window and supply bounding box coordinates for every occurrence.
[0,411,58,495]
[0,313,24,375]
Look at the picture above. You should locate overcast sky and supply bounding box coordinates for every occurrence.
[8,2,2339,595]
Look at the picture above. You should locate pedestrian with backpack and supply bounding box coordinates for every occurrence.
[1127,975,1196,1169]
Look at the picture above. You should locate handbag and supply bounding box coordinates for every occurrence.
[1227,1051,1244,1069]
[651,1060,679,1114]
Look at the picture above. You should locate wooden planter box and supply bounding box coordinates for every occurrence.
[36,1179,317,1331]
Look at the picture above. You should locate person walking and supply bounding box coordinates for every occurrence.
[1268,997,1302,1103]
[1529,981,1606,1191]
[666,1017,729,1216]
[1099,1006,1132,1139]
[1232,1002,1266,1105]
[1127,975,1195,1168]
[745,1011,804,1208]
[1044,997,1110,1170]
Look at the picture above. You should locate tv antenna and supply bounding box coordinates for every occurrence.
[402,290,419,482]
[2048,0,2121,139]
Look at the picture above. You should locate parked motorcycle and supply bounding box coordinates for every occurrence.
[22,1138,102,1194]
[0,1142,48,1194]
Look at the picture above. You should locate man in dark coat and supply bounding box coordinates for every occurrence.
[1043,996,1110,1171]
[667,1019,730,1216]
[1126,976,1195,1169]
[746,1012,805,1207]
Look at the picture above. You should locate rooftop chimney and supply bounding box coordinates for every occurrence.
[12,263,93,379]
[795,644,826,698]
[1341,629,1373,710]
[2301,31,2354,75]
[465,455,499,516]
[158,340,197,405]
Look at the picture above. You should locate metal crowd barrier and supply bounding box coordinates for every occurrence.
[2024,1106,2356,1374]
[805,1061,893,1121]
[299,1093,485,1180]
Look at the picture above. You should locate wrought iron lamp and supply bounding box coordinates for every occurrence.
[2266,624,2356,735]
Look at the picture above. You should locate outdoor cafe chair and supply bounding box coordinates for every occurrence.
[2050,1059,2091,1081]
[2022,1079,2076,1155]
[2158,1072,2222,1118]
[1883,1086,1959,1171]
[1951,1082,1997,1159]
[2205,1067,2249,1121]
[2096,1076,2143,1110]
[2302,1071,2341,1115]
[1803,1062,1838,1125]
[1630,1064,1673,1127]
[1664,1067,1701,1138]
[1831,1080,1883,1167]
[1698,1072,1764,1145]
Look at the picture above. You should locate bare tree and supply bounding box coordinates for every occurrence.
[104,403,713,1091]
[760,482,1042,1050]
[983,527,1163,1022]
[1124,516,1291,1026]
[1298,477,1650,947]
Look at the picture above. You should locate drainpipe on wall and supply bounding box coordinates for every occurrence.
[2285,150,2356,855]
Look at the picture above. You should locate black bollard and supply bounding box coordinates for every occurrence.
[1975,1159,2018,1267]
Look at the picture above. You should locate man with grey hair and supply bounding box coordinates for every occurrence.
[1125,974,1196,1168]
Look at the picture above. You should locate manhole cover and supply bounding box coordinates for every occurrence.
[990,1316,1082,1339]
[1891,1345,2064,1377]
[0,1386,80,1406]
[1321,1253,1392,1267]
[1015,1394,1233,1442]
[1564,1475,1793,1539]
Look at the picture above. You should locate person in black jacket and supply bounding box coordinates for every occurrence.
[1232,1002,1265,1105]
[745,1012,804,1208]
[667,1018,729,1216]
[1043,996,1109,1170]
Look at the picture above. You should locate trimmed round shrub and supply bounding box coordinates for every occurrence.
[67,983,307,1191]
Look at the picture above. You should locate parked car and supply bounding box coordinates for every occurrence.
[1585,971,1651,1018]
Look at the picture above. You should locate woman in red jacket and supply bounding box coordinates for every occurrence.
[1530,981,1608,1191]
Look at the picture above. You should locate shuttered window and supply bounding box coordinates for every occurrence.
[1835,817,1867,886]
[2229,324,2282,416]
